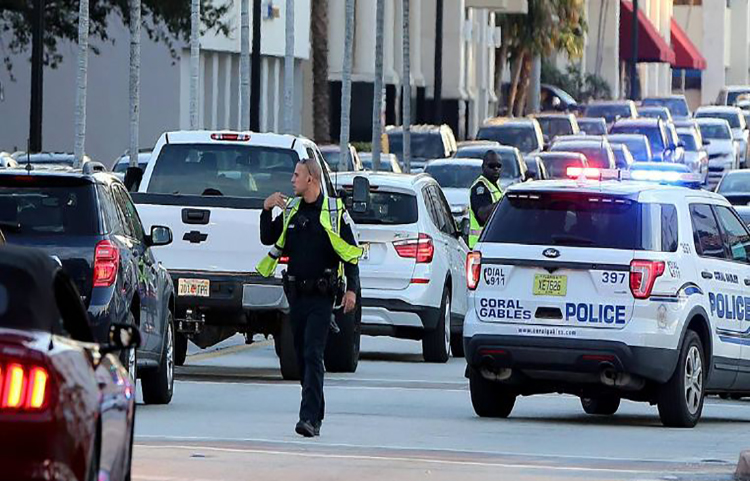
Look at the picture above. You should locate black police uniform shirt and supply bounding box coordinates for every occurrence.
[469,178,500,227]
[260,193,359,292]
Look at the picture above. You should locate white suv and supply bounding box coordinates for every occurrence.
[464,178,750,427]
[337,172,468,362]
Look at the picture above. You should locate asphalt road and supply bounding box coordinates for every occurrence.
[132,335,750,481]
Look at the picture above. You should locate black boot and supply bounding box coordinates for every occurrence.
[295,420,316,438]
[313,420,321,436]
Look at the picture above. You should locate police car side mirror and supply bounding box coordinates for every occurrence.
[351,176,370,214]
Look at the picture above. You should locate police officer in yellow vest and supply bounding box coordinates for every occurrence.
[257,157,361,438]
[469,151,504,248]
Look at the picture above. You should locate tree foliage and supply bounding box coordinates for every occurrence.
[541,61,612,102]
[0,0,231,78]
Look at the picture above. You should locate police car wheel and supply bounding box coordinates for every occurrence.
[581,395,621,415]
[657,330,705,428]
[277,315,301,381]
[469,367,516,418]
[422,288,451,363]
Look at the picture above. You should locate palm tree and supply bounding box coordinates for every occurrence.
[338,0,355,172]
[190,0,200,130]
[129,0,141,168]
[241,0,250,130]
[311,0,330,143]
[73,0,89,168]
[371,0,385,171]
[283,0,295,133]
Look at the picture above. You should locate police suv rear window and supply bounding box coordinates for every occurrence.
[482,192,678,252]
[348,192,418,225]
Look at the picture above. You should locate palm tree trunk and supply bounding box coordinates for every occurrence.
[312,0,330,143]
[339,0,355,172]
[494,43,508,115]
[73,0,89,168]
[189,0,200,129]
[402,0,411,173]
[371,0,385,171]
[129,0,141,167]
[515,55,532,117]
[507,50,525,118]
[283,0,295,133]
[240,0,250,130]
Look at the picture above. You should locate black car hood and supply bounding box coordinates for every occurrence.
[722,194,750,206]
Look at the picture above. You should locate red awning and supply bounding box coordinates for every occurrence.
[670,19,706,70]
[619,0,676,64]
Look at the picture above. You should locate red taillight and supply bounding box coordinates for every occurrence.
[211,133,250,141]
[0,362,49,411]
[629,260,665,299]
[393,234,434,263]
[93,240,119,288]
[567,167,601,179]
[279,256,289,264]
[466,252,482,290]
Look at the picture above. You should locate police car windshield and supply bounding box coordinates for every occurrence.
[483,192,678,252]
[347,191,418,225]
[147,144,300,198]
[424,164,483,188]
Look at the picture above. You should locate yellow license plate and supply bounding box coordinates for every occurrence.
[533,274,567,296]
[178,278,210,297]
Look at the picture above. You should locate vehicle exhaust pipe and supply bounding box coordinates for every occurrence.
[479,357,512,381]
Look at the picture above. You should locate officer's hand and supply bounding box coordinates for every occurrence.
[343,291,357,314]
[264,192,288,211]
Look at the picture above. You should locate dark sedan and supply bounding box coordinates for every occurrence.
[0,245,139,481]
[716,170,750,204]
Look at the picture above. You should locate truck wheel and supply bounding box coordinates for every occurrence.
[324,293,361,373]
[175,332,188,367]
[141,313,175,405]
[469,367,515,418]
[657,330,705,428]
[422,288,451,363]
[581,395,621,415]
[276,315,300,381]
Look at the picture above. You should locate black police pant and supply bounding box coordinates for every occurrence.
[289,293,333,425]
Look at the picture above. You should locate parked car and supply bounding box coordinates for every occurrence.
[533,152,589,179]
[335,171,469,361]
[716,170,750,204]
[385,124,457,173]
[696,118,737,189]
[549,138,616,169]
[676,128,709,186]
[0,168,177,404]
[637,106,673,122]
[641,95,692,120]
[609,118,673,162]
[694,106,749,167]
[476,118,544,155]
[454,144,530,188]
[112,150,153,180]
[576,117,608,135]
[715,85,750,106]
[524,155,548,180]
[0,244,139,481]
[319,143,364,172]
[611,143,635,168]
[583,100,638,127]
[358,152,402,173]
[530,113,580,144]
[606,133,652,162]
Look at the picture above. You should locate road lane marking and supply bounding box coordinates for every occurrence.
[185,340,271,362]
[133,443,720,475]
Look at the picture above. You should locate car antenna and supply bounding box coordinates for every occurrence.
[25,138,33,173]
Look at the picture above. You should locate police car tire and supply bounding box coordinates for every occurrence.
[175,332,188,367]
[141,314,175,405]
[324,292,361,373]
[657,330,705,428]
[423,288,451,363]
[469,367,516,418]
[581,396,621,415]
[277,315,301,381]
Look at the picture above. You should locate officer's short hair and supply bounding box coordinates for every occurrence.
[300,158,322,182]
[483,150,500,165]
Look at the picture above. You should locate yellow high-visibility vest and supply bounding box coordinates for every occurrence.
[468,176,502,249]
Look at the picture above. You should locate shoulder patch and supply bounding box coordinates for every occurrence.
[476,186,485,195]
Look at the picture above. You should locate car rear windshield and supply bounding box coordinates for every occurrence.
[387,133,446,160]
[536,118,574,138]
[0,185,99,236]
[696,112,741,129]
[476,126,540,153]
[608,137,651,160]
[320,150,354,172]
[642,98,689,117]
[578,119,607,135]
[550,144,611,169]
[541,155,585,179]
[348,191,418,225]
[146,144,300,198]
[482,192,678,252]
[717,173,750,194]
[425,164,483,188]
[584,105,631,123]
[678,133,698,151]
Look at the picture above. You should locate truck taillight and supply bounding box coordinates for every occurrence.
[466,252,482,290]
[629,260,665,299]
[94,240,119,287]
[394,234,434,263]
[0,363,49,411]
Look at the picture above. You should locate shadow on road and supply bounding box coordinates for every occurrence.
[470,412,750,429]
[359,351,425,363]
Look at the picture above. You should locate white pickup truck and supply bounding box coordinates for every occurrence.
[131,130,362,379]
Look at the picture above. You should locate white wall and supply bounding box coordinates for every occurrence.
[584,0,620,98]
[703,0,727,103]
[728,0,748,84]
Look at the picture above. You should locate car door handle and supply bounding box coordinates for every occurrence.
[701,271,713,280]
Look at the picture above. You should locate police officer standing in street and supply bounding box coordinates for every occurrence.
[257,157,362,438]
[469,151,504,248]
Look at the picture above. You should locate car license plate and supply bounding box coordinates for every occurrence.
[533,274,567,296]
[360,243,370,261]
[178,278,210,297]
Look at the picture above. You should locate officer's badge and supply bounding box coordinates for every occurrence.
[477,186,485,195]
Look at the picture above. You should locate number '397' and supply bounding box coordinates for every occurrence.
[602,272,626,284]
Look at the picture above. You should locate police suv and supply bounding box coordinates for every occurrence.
[464,172,750,427]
